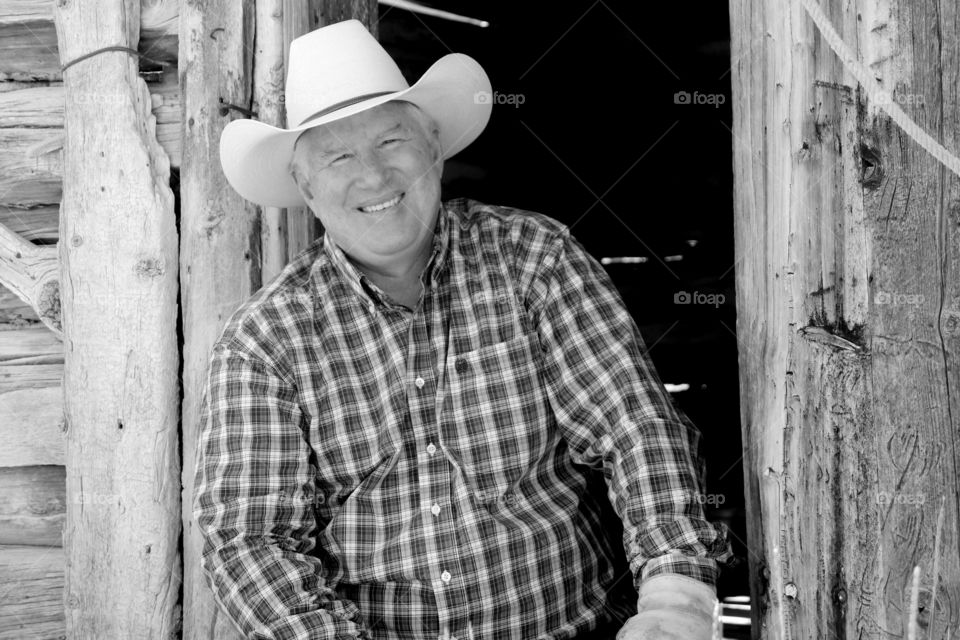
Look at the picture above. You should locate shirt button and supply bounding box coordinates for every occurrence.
[415,376,425,389]
[455,357,468,374]
[431,503,441,516]
[441,570,452,583]
[426,443,437,456]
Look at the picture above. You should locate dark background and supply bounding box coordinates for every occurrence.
[378,0,749,607]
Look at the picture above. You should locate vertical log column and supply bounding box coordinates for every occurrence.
[179,1,258,638]
[53,0,181,637]
[729,0,960,638]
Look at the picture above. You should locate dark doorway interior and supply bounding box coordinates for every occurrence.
[379,0,748,630]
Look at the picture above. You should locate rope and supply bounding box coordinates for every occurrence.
[797,0,960,178]
[61,45,168,73]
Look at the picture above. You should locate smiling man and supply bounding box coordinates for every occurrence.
[194,20,733,640]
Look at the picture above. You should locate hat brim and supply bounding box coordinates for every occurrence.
[219,53,492,209]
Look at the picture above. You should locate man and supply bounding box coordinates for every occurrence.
[195,19,733,640]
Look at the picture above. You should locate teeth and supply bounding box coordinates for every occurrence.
[360,194,402,212]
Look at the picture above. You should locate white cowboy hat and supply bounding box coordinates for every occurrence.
[219,19,492,208]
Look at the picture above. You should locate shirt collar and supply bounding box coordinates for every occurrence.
[318,202,452,309]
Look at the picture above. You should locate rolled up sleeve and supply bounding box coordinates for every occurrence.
[193,344,370,639]
[530,228,734,589]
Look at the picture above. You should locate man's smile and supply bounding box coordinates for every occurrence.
[357,192,404,213]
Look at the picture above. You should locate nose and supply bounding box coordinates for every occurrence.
[355,150,391,190]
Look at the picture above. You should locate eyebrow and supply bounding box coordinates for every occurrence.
[313,123,408,158]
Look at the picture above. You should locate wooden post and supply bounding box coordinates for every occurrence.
[179,0,258,637]
[179,2,376,637]
[730,0,960,638]
[52,0,181,636]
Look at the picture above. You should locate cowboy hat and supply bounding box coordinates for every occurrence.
[219,19,492,208]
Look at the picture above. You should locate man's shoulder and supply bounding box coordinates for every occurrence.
[446,197,570,244]
[211,237,324,360]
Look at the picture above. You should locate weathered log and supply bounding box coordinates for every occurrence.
[0,326,61,364]
[54,0,180,636]
[255,0,289,283]
[0,544,65,639]
[283,0,319,260]
[0,75,182,209]
[0,385,63,468]
[179,1,258,638]
[0,0,178,81]
[0,466,65,546]
[0,223,59,336]
[730,0,960,638]
[0,207,58,244]
[0,285,40,327]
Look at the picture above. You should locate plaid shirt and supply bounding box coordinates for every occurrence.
[194,198,732,640]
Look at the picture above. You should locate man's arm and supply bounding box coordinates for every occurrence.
[193,344,370,640]
[528,226,733,590]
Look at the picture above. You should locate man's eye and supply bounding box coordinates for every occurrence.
[380,137,405,146]
[330,153,353,164]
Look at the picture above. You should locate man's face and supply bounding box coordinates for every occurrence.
[289,101,442,270]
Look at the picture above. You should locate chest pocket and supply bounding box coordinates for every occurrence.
[441,330,557,505]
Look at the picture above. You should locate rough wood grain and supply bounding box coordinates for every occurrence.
[0,223,58,336]
[256,0,289,284]
[0,75,182,204]
[0,0,178,81]
[179,1,258,638]
[53,0,181,636]
[0,544,65,639]
[0,287,41,329]
[729,0,960,638]
[0,386,63,468]
[0,466,65,546]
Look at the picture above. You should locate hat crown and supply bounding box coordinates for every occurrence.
[285,20,409,127]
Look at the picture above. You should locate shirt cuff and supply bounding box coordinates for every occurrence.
[639,553,719,589]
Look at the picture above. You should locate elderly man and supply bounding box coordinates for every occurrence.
[195,20,733,640]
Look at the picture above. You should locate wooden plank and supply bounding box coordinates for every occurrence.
[0,0,179,82]
[0,362,60,392]
[54,0,181,636]
[0,544,65,639]
[729,0,960,637]
[0,466,65,546]
[0,386,63,467]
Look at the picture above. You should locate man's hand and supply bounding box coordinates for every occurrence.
[616,574,718,640]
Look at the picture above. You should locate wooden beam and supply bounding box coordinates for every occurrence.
[0,544,65,639]
[53,0,180,636]
[730,0,960,637]
[0,0,178,81]
[0,222,59,337]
